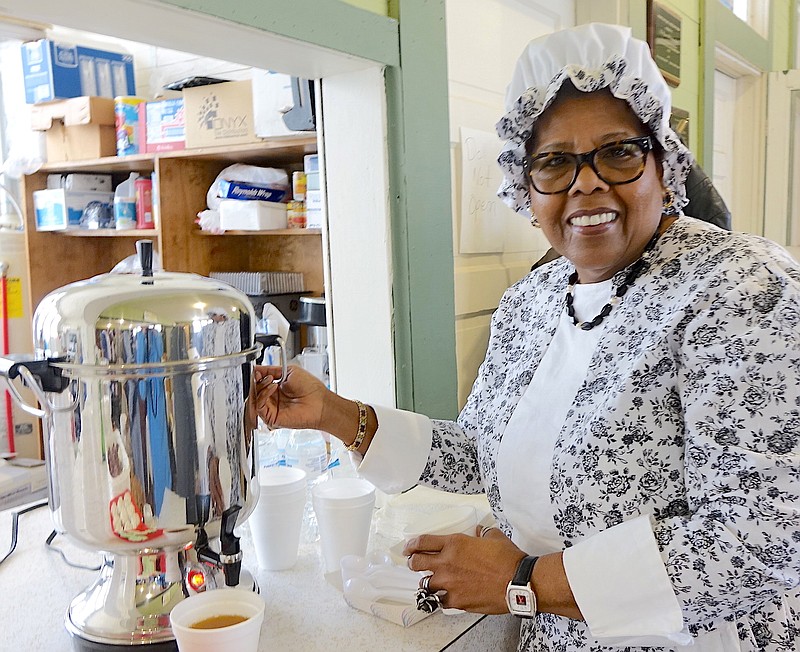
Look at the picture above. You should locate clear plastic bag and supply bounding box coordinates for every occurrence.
[205,164,289,211]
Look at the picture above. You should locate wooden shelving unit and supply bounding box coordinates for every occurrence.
[60,229,161,237]
[21,135,322,310]
[196,229,321,237]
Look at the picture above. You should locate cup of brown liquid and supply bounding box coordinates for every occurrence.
[169,588,265,652]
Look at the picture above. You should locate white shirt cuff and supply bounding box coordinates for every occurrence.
[353,404,432,495]
[562,514,692,647]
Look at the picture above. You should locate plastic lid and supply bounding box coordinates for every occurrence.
[402,505,477,539]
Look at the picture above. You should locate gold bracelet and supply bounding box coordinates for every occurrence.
[345,400,368,452]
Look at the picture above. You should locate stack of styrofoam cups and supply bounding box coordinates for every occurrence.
[311,478,376,574]
[249,466,308,570]
[169,588,265,652]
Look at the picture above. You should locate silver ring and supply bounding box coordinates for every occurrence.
[479,525,497,538]
[415,588,441,613]
[419,574,431,592]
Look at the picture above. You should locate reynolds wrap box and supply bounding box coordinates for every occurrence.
[21,39,135,104]
[218,179,287,203]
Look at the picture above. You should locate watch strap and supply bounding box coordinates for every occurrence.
[512,555,539,586]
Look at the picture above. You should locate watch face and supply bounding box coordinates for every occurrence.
[507,587,535,616]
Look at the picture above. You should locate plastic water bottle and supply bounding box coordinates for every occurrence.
[327,436,357,478]
[257,425,291,469]
[285,429,328,542]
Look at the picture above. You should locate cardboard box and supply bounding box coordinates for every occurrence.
[21,39,135,104]
[183,80,259,149]
[143,98,186,152]
[33,188,114,231]
[0,459,48,511]
[31,96,116,162]
[219,199,287,231]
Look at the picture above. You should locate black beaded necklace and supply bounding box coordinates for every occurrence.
[565,231,660,331]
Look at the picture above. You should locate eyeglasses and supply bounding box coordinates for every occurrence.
[524,136,653,194]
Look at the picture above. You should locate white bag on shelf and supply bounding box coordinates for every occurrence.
[205,164,288,211]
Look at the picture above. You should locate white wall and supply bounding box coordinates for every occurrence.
[445,0,574,407]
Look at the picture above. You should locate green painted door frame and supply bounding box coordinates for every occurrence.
[698,0,797,171]
[159,0,459,418]
[386,1,458,419]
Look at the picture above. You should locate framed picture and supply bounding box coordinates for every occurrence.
[647,0,682,87]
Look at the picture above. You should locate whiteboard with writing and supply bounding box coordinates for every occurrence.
[458,127,541,254]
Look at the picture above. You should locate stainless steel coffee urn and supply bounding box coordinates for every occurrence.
[0,242,279,651]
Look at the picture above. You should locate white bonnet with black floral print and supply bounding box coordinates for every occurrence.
[496,22,693,220]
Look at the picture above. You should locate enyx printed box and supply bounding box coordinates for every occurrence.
[183,80,260,148]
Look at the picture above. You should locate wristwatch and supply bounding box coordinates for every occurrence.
[505,555,539,618]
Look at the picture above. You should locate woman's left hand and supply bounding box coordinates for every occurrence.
[403,528,525,614]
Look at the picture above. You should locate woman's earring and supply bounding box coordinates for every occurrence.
[530,213,540,228]
[662,189,676,213]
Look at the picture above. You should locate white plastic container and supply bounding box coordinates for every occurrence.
[113,172,139,230]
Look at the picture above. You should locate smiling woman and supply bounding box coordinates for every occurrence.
[253,22,800,652]
[525,87,667,283]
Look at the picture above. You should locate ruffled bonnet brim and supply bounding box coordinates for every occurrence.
[496,23,693,218]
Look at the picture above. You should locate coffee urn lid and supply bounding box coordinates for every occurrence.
[32,241,256,368]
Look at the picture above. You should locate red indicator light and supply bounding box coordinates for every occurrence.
[187,569,205,591]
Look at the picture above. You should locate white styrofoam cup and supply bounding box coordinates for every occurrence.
[169,588,265,652]
[312,478,376,574]
[249,466,307,570]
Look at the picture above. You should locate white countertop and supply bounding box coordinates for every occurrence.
[0,488,520,652]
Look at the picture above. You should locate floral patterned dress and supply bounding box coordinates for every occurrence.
[419,217,800,650]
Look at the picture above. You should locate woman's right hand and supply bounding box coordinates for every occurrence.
[254,364,329,430]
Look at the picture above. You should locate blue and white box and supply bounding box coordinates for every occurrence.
[33,188,113,231]
[218,179,287,203]
[21,39,135,104]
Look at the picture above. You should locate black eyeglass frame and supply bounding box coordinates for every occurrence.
[524,136,654,195]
